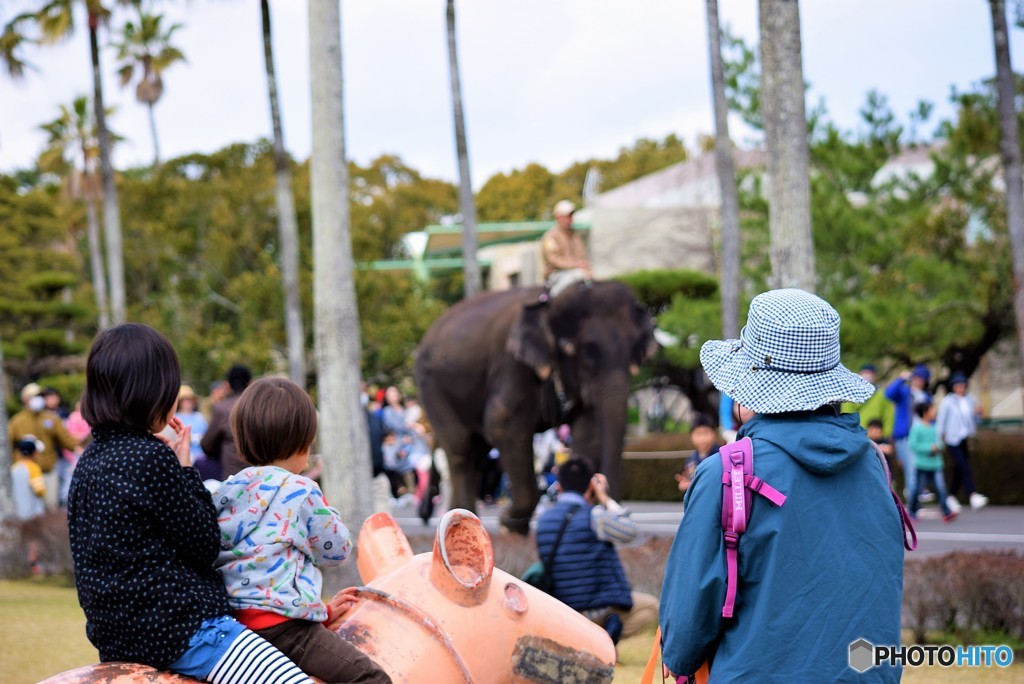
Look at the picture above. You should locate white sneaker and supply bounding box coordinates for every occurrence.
[969,493,989,510]
[946,496,962,513]
[918,491,936,503]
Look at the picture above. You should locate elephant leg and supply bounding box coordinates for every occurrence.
[495,434,541,536]
[446,447,477,515]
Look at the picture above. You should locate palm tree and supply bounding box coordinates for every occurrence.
[988,0,1024,391]
[758,0,815,292]
[39,96,111,329]
[0,339,15,573]
[0,10,33,78]
[1,10,30,553]
[446,0,481,297]
[307,0,373,530]
[20,0,131,324]
[261,0,306,387]
[111,7,185,168]
[706,0,741,339]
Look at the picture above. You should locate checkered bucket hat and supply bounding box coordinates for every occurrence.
[700,289,874,414]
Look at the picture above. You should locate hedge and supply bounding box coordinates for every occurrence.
[622,430,1024,504]
[903,551,1024,643]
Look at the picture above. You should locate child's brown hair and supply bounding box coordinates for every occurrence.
[230,377,317,466]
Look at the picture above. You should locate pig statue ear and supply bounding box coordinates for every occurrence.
[430,509,494,606]
[507,300,554,380]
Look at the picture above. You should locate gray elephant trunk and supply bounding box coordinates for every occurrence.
[572,373,630,500]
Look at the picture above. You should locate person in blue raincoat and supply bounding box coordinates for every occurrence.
[659,289,906,683]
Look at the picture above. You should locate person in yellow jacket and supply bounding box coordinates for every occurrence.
[8,383,79,507]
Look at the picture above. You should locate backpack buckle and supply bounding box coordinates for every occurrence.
[724,531,739,548]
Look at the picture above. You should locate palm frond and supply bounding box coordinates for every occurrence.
[36,1,75,44]
[117,62,133,87]
[154,45,185,70]
[0,21,32,78]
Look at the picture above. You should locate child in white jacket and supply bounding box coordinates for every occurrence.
[213,377,390,683]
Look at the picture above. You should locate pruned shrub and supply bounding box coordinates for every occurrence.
[903,551,1024,643]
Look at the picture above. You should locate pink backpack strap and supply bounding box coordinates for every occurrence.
[719,438,786,619]
[872,443,918,551]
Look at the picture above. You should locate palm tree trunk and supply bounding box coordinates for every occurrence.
[89,14,126,324]
[85,195,110,330]
[262,0,306,388]
[147,101,161,169]
[758,0,815,292]
[308,0,372,530]
[989,0,1024,393]
[0,338,18,575]
[706,0,741,339]
[446,0,481,297]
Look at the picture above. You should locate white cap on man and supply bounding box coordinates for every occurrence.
[553,200,576,217]
[21,383,42,403]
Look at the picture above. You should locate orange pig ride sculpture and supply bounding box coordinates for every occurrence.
[39,509,616,684]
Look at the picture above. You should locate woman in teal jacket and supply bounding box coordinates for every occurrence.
[660,290,907,683]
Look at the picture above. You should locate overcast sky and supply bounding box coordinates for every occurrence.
[1,1,1022,187]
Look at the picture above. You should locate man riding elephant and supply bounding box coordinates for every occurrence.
[541,200,590,297]
[415,280,655,534]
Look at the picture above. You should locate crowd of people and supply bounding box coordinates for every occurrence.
[4,284,1000,682]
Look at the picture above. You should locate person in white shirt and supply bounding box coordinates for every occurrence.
[935,372,988,511]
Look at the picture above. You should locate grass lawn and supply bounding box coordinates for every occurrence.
[2,578,1020,683]
[613,625,1023,683]
[0,578,96,683]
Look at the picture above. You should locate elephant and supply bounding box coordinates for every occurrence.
[415,280,655,534]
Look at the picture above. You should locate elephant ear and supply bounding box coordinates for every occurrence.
[507,300,554,380]
[631,303,658,366]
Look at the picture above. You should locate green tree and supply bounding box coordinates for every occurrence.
[357,272,446,379]
[722,32,1018,377]
[349,155,458,259]
[118,143,291,383]
[473,135,689,222]
[4,0,133,325]
[476,163,555,221]
[621,31,1022,388]
[106,144,451,386]
[0,177,91,383]
[38,95,110,329]
[111,6,185,167]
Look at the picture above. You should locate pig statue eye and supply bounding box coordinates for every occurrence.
[504,582,527,615]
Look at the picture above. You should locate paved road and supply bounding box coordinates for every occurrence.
[391,502,1024,558]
